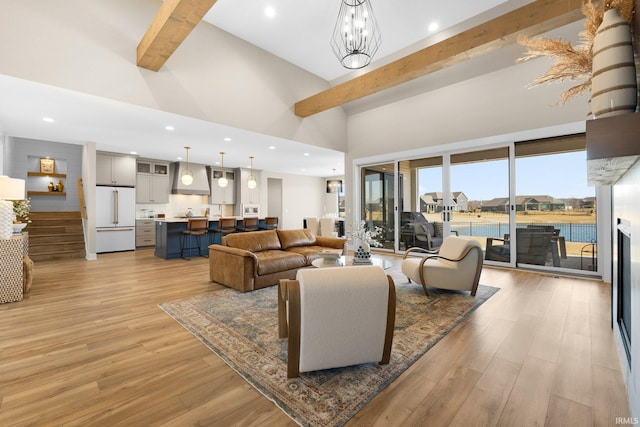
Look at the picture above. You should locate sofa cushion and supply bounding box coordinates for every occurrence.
[255,250,307,275]
[277,229,316,249]
[222,230,282,252]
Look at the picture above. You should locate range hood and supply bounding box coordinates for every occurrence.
[171,162,210,195]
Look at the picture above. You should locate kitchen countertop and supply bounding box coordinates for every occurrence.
[154,216,256,223]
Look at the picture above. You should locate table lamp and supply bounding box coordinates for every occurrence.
[0,176,26,239]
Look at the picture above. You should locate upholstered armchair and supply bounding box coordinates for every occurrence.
[278,266,396,378]
[401,236,483,296]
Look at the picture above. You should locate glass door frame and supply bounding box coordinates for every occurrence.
[353,139,605,278]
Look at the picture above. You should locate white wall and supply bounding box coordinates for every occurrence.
[258,171,326,230]
[612,161,640,419]
[0,0,347,152]
[343,56,590,222]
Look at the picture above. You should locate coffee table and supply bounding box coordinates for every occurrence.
[311,255,392,270]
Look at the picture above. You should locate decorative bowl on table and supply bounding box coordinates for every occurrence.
[12,223,27,234]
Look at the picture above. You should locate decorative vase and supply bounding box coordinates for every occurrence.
[57,180,64,192]
[591,8,637,118]
[352,240,372,265]
[48,181,54,192]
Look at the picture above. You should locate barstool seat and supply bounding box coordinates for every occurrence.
[181,218,209,260]
[212,218,237,243]
[237,217,259,232]
[259,216,279,231]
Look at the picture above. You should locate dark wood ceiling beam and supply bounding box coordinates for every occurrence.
[137,0,219,72]
[295,0,584,118]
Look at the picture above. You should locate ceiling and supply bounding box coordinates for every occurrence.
[1,0,561,177]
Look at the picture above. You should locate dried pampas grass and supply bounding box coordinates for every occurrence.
[518,0,635,104]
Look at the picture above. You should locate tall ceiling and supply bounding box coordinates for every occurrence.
[203,0,517,82]
[1,0,582,177]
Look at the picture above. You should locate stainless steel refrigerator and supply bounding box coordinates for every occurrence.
[96,186,135,253]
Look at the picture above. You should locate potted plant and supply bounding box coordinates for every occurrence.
[12,198,31,234]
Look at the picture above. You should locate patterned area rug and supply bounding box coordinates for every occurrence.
[159,273,498,427]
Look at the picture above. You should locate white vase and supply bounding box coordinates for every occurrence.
[591,8,637,118]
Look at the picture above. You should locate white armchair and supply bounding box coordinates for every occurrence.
[278,266,396,378]
[401,236,483,296]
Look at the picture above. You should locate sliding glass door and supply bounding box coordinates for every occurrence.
[361,164,399,250]
[514,136,597,272]
[356,133,599,276]
[450,148,513,266]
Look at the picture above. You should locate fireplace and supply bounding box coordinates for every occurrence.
[617,221,632,365]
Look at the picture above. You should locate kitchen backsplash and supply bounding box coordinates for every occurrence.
[136,194,234,218]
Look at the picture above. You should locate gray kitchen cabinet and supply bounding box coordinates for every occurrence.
[136,160,170,203]
[97,153,136,186]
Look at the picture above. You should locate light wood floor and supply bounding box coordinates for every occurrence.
[0,249,630,426]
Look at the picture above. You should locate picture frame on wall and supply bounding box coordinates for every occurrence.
[39,158,55,174]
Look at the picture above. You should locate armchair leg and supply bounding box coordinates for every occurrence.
[421,282,430,297]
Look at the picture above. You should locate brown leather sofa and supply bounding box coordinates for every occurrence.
[209,229,346,292]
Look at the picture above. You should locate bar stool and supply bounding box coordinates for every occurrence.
[212,217,237,243]
[181,218,209,260]
[237,217,259,232]
[259,216,279,231]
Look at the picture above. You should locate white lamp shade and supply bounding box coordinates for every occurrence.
[0,176,25,200]
[218,177,228,188]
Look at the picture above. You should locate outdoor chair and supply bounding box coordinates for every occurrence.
[407,222,443,251]
[402,235,483,296]
[485,228,554,266]
[278,266,396,378]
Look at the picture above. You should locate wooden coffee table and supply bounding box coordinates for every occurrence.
[311,255,392,270]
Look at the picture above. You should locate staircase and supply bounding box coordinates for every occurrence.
[26,211,86,261]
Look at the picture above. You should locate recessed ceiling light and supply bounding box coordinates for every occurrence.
[130,151,138,155]
[165,125,175,131]
[269,146,276,150]
[265,6,276,18]
[224,137,232,142]
[42,117,55,123]
[215,161,221,165]
[303,153,310,156]
[177,156,183,161]
[428,22,439,32]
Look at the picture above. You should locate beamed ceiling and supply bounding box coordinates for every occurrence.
[137,0,584,117]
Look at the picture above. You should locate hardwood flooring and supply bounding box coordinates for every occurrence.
[0,249,630,426]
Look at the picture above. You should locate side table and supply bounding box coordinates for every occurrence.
[0,232,28,303]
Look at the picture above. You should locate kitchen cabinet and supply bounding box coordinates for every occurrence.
[136,219,156,247]
[239,168,261,204]
[209,168,236,205]
[96,154,136,186]
[136,160,170,203]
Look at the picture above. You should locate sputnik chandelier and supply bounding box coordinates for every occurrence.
[330,0,382,70]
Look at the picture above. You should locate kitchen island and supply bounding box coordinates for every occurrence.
[154,217,265,260]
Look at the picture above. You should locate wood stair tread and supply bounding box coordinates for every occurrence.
[26,211,86,261]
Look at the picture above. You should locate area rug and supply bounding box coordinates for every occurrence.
[159,274,498,427]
